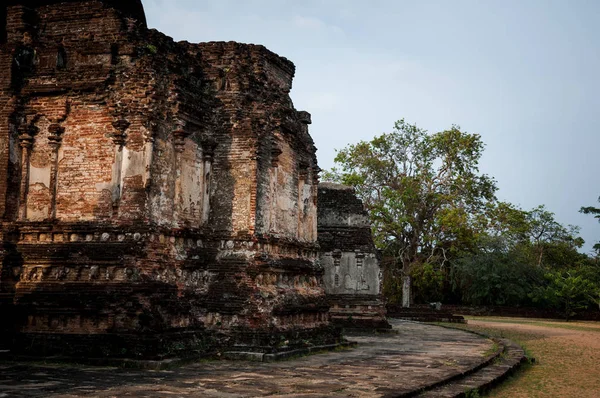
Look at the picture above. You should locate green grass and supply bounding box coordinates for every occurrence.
[461,316,600,334]
[481,342,500,358]
[440,316,600,397]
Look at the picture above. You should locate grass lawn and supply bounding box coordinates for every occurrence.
[442,316,600,397]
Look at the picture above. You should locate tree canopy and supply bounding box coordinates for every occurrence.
[324,119,497,307]
[580,197,600,255]
[325,119,599,316]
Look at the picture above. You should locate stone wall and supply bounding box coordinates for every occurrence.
[0,0,338,360]
[318,183,390,330]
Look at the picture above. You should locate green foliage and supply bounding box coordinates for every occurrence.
[411,263,445,303]
[540,240,592,270]
[530,270,600,320]
[327,118,597,312]
[452,236,542,306]
[464,388,481,398]
[144,44,158,54]
[571,265,600,311]
[580,197,600,221]
[524,205,583,267]
[382,265,404,304]
[486,201,530,243]
[326,119,497,305]
[580,197,600,256]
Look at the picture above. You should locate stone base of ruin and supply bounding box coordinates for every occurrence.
[386,304,467,324]
[1,327,346,368]
[1,296,342,362]
[222,339,356,363]
[0,223,342,361]
[328,295,392,331]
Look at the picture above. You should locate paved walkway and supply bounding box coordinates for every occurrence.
[0,320,493,397]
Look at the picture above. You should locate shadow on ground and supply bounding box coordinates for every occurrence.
[0,320,494,398]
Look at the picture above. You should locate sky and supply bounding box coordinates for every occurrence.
[143,0,600,253]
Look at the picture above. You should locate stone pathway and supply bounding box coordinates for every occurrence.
[0,321,495,397]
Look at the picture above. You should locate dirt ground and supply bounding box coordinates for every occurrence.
[464,317,600,398]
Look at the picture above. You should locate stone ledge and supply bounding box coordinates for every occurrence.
[406,325,530,398]
[0,322,500,396]
[388,310,467,324]
[0,352,217,371]
[377,327,504,397]
[223,341,357,362]
[414,339,528,397]
[345,328,399,335]
[0,341,360,369]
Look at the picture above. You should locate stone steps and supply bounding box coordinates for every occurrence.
[388,311,467,323]
[402,336,528,398]
[0,322,527,396]
[387,305,467,324]
[394,316,466,323]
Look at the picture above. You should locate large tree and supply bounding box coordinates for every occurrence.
[581,197,600,256]
[325,120,497,307]
[525,205,583,267]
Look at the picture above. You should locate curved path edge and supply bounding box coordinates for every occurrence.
[404,322,530,398]
[0,321,523,397]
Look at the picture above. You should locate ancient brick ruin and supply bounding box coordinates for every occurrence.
[0,0,343,360]
[318,183,390,330]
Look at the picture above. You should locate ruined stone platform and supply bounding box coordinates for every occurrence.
[0,320,526,398]
[387,305,467,324]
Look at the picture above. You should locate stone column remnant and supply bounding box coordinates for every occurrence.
[109,119,130,210]
[47,123,64,219]
[17,124,36,220]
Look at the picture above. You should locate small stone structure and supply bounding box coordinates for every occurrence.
[318,183,390,329]
[0,0,340,359]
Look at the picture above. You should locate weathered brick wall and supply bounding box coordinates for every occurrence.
[0,0,337,358]
[318,183,390,329]
[184,41,326,335]
[318,182,375,252]
[2,1,150,223]
[187,41,319,241]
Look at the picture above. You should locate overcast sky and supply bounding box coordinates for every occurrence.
[143,0,600,253]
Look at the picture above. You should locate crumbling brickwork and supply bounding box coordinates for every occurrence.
[0,0,338,360]
[318,183,390,330]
